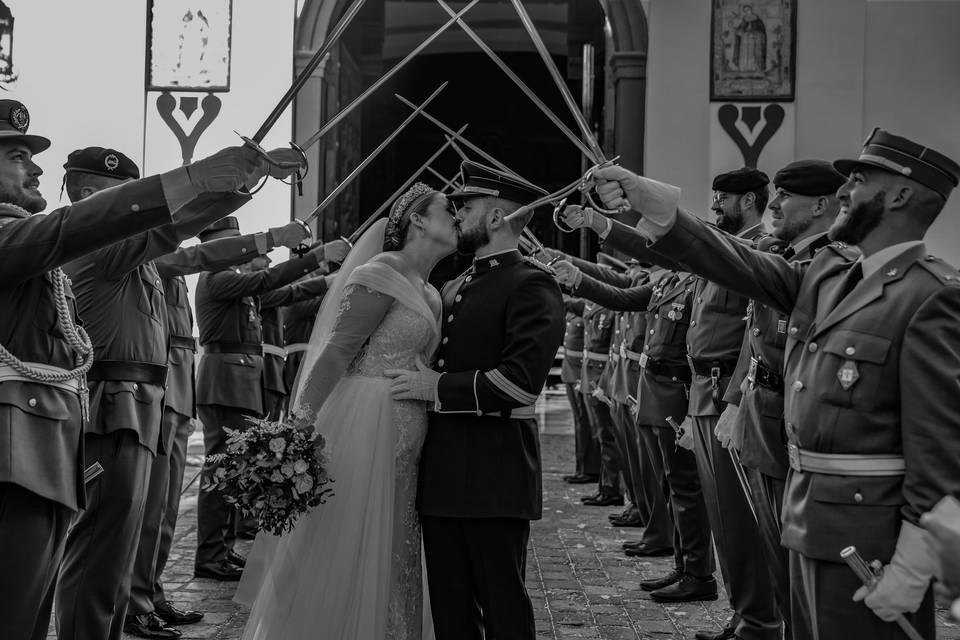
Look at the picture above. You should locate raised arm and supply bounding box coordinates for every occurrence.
[570,271,654,312]
[260,275,330,309]
[204,253,321,300]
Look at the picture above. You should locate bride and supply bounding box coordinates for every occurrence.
[234,183,457,639]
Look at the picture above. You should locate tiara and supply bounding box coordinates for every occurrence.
[384,182,436,250]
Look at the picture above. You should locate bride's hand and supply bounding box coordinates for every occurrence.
[385,355,441,402]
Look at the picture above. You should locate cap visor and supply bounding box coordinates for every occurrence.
[0,131,52,154]
[833,158,872,177]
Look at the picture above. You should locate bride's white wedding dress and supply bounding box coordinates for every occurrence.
[235,220,439,640]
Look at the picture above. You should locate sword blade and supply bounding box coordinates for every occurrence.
[303,82,448,224]
[507,0,606,163]
[251,0,369,143]
[727,447,760,526]
[349,125,468,243]
[299,0,479,151]
[434,0,595,162]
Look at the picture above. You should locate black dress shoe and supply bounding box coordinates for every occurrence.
[582,494,625,507]
[624,542,673,557]
[227,549,247,567]
[610,513,644,527]
[123,612,182,639]
[565,474,600,484]
[640,568,682,591]
[608,506,635,521]
[694,627,738,640]
[194,560,243,581]
[580,492,601,503]
[650,574,718,602]
[154,600,204,625]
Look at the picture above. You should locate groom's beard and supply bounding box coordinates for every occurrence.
[456,224,489,255]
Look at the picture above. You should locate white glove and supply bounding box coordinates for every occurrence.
[261,147,307,180]
[308,239,350,264]
[186,146,263,193]
[269,221,312,249]
[559,205,605,234]
[591,166,682,226]
[714,403,740,450]
[385,355,442,402]
[552,260,582,289]
[677,416,695,451]
[920,496,960,598]
[853,521,937,621]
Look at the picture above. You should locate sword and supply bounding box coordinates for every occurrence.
[426,166,460,193]
[841,547,925,640]
[434,0,594,162]
[84,462,104,484]
[520,228,555,264]
[348,126,468,244]
[727,447,760,526]
[300,82,448,225]
[297,0,479,152]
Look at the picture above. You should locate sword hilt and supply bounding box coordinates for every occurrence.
[841,546,925,640]
[580,157,631,216]
[236,134,309,196]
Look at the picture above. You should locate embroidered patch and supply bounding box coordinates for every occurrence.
[837,360,860,390]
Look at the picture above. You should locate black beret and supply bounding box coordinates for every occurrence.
[199,216,241,242]
[712,167,769,194]
[449,161,548,207]
[773,160,846,196]
[835,128,960,200]
[64,147,140,181]
[0,100,50,154]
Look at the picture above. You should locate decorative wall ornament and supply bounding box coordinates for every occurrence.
[717,103,785,168]
[156,92,222,165]
[147,0,233,92]
[0,2,18,88]
[710,0,795,101]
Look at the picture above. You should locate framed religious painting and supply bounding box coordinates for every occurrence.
[146,0,233,92]
[710,0,796,102]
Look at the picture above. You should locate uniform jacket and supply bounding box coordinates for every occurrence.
[258,275,328,396]
[0,177,176,509]
[724,232,834,479]
[195,254,320,414]
[419,250,565,520]
[64,193,248,453]
[604,220,765,417]
[282,297,322,394]
[561,297,585,384]
[652,209,960,564]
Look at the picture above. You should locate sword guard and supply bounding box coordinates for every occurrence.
[580,157,632,216]
[552,197,577,234]
[235,134,310,196]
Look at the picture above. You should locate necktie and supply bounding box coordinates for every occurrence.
[781,245,796,260]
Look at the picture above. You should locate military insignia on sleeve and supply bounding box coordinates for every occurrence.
[837,360,860,390]
[9,105,29,132]
[104,154,120,171]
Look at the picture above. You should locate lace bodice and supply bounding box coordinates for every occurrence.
[344,288,437,377]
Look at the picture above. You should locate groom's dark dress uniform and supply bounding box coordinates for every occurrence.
[419,163,565,640]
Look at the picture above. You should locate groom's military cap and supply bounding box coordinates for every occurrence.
[449,160,548,206]
[834,128,960,199]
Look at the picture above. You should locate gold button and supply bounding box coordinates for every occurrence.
[465,276,472,283]
[649,329,655,335]
[438,359,445,367]
[447,314,454,323]
[854,492,864,503]
[133,383,139,391]
[690,320,697,327]
[239,359,245,365]
[845,346,856,356]
[155,279,161,287]
[28,398,37,407]
[241,248,248,253]
[793,380,804,392]
[442,337,449,344]
[808,342,818,353]
[131,204,141,212]
[752,328,761,337]
[644,345,650,352]
[455,295,462,303]
[789,326,798,335]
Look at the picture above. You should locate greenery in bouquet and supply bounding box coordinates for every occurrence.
[202,411,334,536]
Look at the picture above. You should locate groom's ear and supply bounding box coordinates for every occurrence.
[487,206,505,230]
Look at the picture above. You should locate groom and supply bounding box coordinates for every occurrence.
[389,161,565,639]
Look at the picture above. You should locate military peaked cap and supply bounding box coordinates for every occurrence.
[449,161,548,206]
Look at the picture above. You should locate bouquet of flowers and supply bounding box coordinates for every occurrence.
[202,412,334,536]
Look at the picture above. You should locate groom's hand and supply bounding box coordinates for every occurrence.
[385,356,442,402]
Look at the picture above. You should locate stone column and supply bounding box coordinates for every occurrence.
[610,50,646,227]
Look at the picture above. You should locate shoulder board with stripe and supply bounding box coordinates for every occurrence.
[522,256,556,276]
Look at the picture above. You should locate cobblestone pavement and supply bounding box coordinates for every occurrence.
[50,392,959,639]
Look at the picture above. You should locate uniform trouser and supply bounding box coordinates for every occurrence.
[582,392,622,496]
[128,408,192,616]
[196,404,250,566]
[564,382,598,476]
[153,410,193,606]
[691,415,781,640]
[55,430,152,640]
[748,467,791,634]
[648,425,715,577]
[624,419,674,549]
[0,483,73,640]
[610,402,641,506]
[422,516,534,640]
[263,388,286,422]
[790,552,935,640]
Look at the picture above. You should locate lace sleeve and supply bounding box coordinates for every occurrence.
[295,284,394,418]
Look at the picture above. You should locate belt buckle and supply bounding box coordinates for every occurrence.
[747,357,758,389]
[619,344,627,359]
[710,365,721,388]
[787,443,802,472]
[639,353,648,368]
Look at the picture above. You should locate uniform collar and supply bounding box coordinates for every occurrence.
[472,249,522,273]
[737,221,766,240]
[790,231,831,260]
[858,240,926,280]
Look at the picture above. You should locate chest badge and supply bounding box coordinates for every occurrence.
[667,302,685,321]
[248,308,257,324]
[837,360,860,390]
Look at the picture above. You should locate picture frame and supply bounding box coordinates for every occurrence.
[146,0,233,92]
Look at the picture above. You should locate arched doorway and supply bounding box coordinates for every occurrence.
[292,0,648,267]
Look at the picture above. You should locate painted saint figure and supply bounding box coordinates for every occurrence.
[734,4,766,72]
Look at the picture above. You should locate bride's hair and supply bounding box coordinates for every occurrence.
[383,182,437,251]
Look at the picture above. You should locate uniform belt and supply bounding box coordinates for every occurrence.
[203,342,263,356]
[687,357,738,378]
[621,346,643,362]
[582,350,609,363]
[284,343,310,355]
[0,363,82,394]
[483,405,536,420]
[87,360,168,386]
[747,357,783,392]
[787,445,906,476]
[168,335,198,352]
[262,344,286,359]
[638,354,692,383]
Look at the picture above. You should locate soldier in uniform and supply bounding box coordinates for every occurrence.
[558,296,599,484]
[580,129,960,639]
[388,161,565,640]
[193,220,348,579]
[281,281,327,412]
[125,220,312,637]
[0,100,262,640]
[55,145,304,640]
[715,160,846,636]
[563,169,781,640]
